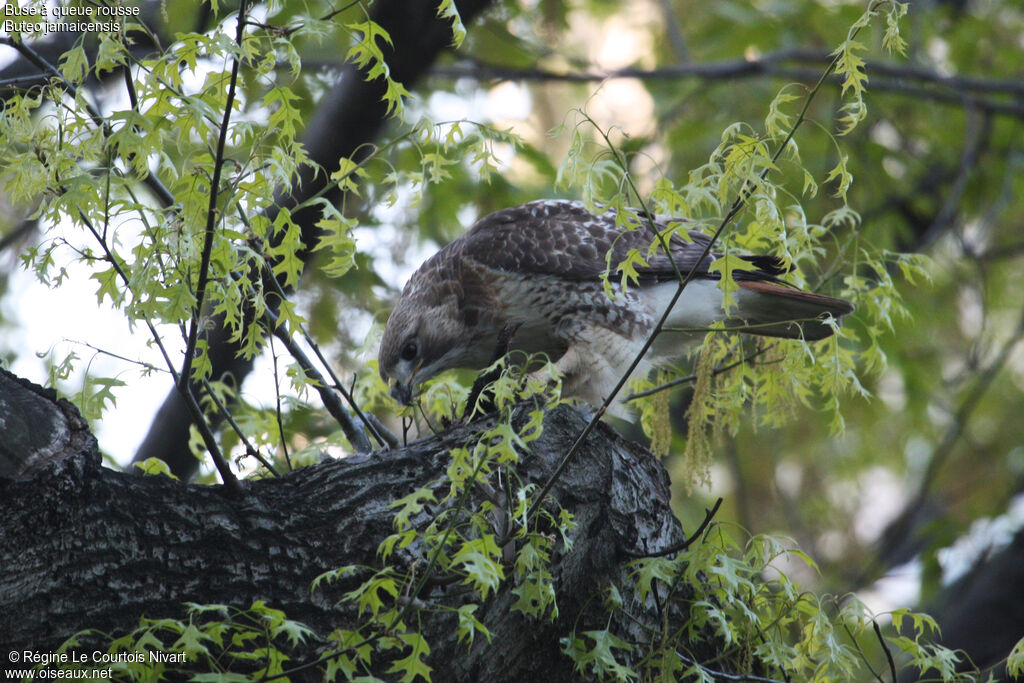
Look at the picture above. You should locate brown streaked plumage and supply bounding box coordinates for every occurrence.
[379,199,854,415]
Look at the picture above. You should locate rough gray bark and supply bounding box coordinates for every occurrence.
[0,371,699,681]
[0,367,97,478]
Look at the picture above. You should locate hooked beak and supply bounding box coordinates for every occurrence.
[390,381,413,405]
[389,359,423,406]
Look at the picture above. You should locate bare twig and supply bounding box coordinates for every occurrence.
[262,307,374,453]
[874,620,898,683]
[201,378,282,477]
[625,498,724,558]
[61,338,166,375]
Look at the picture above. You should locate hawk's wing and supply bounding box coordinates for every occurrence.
[457,199,786,285]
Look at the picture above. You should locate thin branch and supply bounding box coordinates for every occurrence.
[625,498,723,558]
[262,307,373,453]
[200,378,282,476]
[262,263,395,450]
[977,239,1024,262]
[180,0,251,387]
[1,40,228,477]
[869,301,1024,582]
[0,218,39,255]
[674,653,792,683]
[12,68,239,488]
[0,73,49,91]
[121,64,138,110]
[434,46,1024,95]
[656,0,690,63]
[268,333,293,471]
[61,338,166,375]
[916,108,991,251]
[625,345,773,401]
[913,303,1024,510]
[76,210,239,491]
[874,620,898,683]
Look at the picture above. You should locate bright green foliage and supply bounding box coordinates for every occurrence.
[1007,636,1024,678]
[553,528,969,682]
[345,20,411,117]
[133,457,180,479]
[562,629,638,682]
[436,0,467,48]
[48,602,314,680]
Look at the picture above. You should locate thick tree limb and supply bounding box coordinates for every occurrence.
[0,370,709,681]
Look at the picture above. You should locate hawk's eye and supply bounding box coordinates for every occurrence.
[400,340,418,362]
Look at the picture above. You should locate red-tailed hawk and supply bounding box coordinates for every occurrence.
[379,199,853,415]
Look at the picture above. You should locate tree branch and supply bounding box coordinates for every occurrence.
[1,376,702,681]
[430,49,1024,119]
[180,0,251,388]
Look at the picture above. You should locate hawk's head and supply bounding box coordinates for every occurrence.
[379,277,476,406]
[379,296,432,405]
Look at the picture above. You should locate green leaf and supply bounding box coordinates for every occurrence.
[91,266,123,305]
[565,629,638,682]
[171,623,212,658]
[313,214,358,278]
[133,457,180,480]
[436,0,466,47]
[707,254,739,312]
[452,536,504,599]
[389,487,437,530]
[1007,636,1024,677]
[330,157,370,195]
[61,45,89,83]
[883,3,909,56]
[95,34,126,74]
[455,604,491,646]
[386,632,432,683]
[615,248,647,292]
